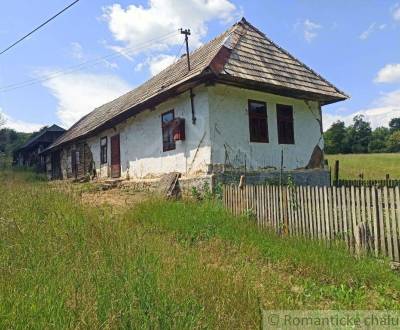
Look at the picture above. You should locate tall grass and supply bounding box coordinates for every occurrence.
[0,170,399,329]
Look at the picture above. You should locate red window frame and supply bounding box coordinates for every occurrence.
[100,137,107,164]
[248,100,269,143]
[277,104,295,145]
[161,110,176,152]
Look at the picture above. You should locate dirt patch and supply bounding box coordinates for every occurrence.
[49,179,153,209]
[81,188,151,208]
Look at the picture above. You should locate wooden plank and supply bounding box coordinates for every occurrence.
[317,187,323,240]
[365,187,373,253]
[360,186,366,252]
[342,187,349,249]
[390,188,399,262]
[351,186,357,253]
[332,186,338,240]
[305,186,314,239]
[260,185,264,228]
[371,187,379,257]
[298,187,305,236]
[395,187,400,262]
[377,188,386,256]
[266,185,270,228]
[384,187,393,261]
[271,185,276,231]
[324,186,331,241]
[310,186,316,239]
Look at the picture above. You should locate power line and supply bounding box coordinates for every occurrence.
[0,31,179,93]
[0,0,80,56]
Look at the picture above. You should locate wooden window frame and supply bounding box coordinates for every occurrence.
[276,104,295,145]
[161,110,176,152]
[248,99,269,143]
[100,137,107,164]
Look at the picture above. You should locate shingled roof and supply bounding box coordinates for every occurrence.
[48,18,347,150]
[17,124,65,151]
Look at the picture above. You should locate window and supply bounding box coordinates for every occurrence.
[162,110,176,152]
[277,104,294,144]
[248,100,268,143]
[100,137,107,164]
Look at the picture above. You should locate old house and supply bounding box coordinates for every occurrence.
[14,124,65,171]
[43,18,348,187]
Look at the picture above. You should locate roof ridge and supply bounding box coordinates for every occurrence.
[237,18,349,99]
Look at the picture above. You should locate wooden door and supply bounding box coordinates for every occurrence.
[110,134,121,178]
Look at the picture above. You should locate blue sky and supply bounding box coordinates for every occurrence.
[0,0,399,132]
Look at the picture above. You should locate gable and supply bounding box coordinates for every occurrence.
[47,18,347,152]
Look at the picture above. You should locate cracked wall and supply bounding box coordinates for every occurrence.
[208,84,324,171]
[85,84,212,180]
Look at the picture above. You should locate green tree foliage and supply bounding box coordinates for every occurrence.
[368,127,390,153]
[389,118,400,133]
[324,116,400,154]
[386,131,400,152]
[324,120,347,154]
[0,128,31,156]
[346,115,372,153]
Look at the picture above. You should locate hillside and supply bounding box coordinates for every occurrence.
[0,170,399,328]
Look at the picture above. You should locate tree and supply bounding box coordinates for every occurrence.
[347,115,372,153]
[389,118,400,133]
[368,126,390,153]
[386,131,400,152]
[323,120,347,154]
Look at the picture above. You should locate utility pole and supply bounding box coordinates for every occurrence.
[180,28,191,71]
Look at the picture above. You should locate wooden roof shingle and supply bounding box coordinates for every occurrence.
[48,18,348,150]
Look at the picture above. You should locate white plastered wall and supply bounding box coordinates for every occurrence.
[85,84,212,180]
[208,84,323,171]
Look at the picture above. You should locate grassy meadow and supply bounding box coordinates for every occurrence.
[1,170,400,328]
[326,153,400,179]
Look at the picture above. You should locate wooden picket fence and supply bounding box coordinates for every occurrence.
[223,184,400,263]
[334,179,400,188]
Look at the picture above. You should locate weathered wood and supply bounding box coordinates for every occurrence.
[384,187,393,261]
[371,187,379,257]
[377,188,386,256]
[222,184,400,262]
[390,187,399,262]
[395,187,400,262]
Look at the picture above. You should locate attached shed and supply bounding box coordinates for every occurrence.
[14,124,65,171]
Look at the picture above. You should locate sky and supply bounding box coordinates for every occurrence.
[0,0,399,132]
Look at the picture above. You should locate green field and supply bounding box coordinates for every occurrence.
[1,170,400,328]
[326,153,400,180]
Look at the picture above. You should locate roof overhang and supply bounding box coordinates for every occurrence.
[214,75,348,106]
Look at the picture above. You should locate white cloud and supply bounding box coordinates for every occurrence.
[324,89,400,130]
[70,42,84,60]
[102,0,237,53]
[137,54,177,76]
[375,63,400,83]
[303,19,321,43]
[41,72,132,128]
[359,22,386,40]
[149,54,176,76]
[393,3,400,21]
[0,108,45,132]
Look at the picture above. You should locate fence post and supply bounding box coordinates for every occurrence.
[334,160,339,186]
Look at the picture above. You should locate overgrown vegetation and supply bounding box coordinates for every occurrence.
[1,170,399,328]
[324,115,400,154]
